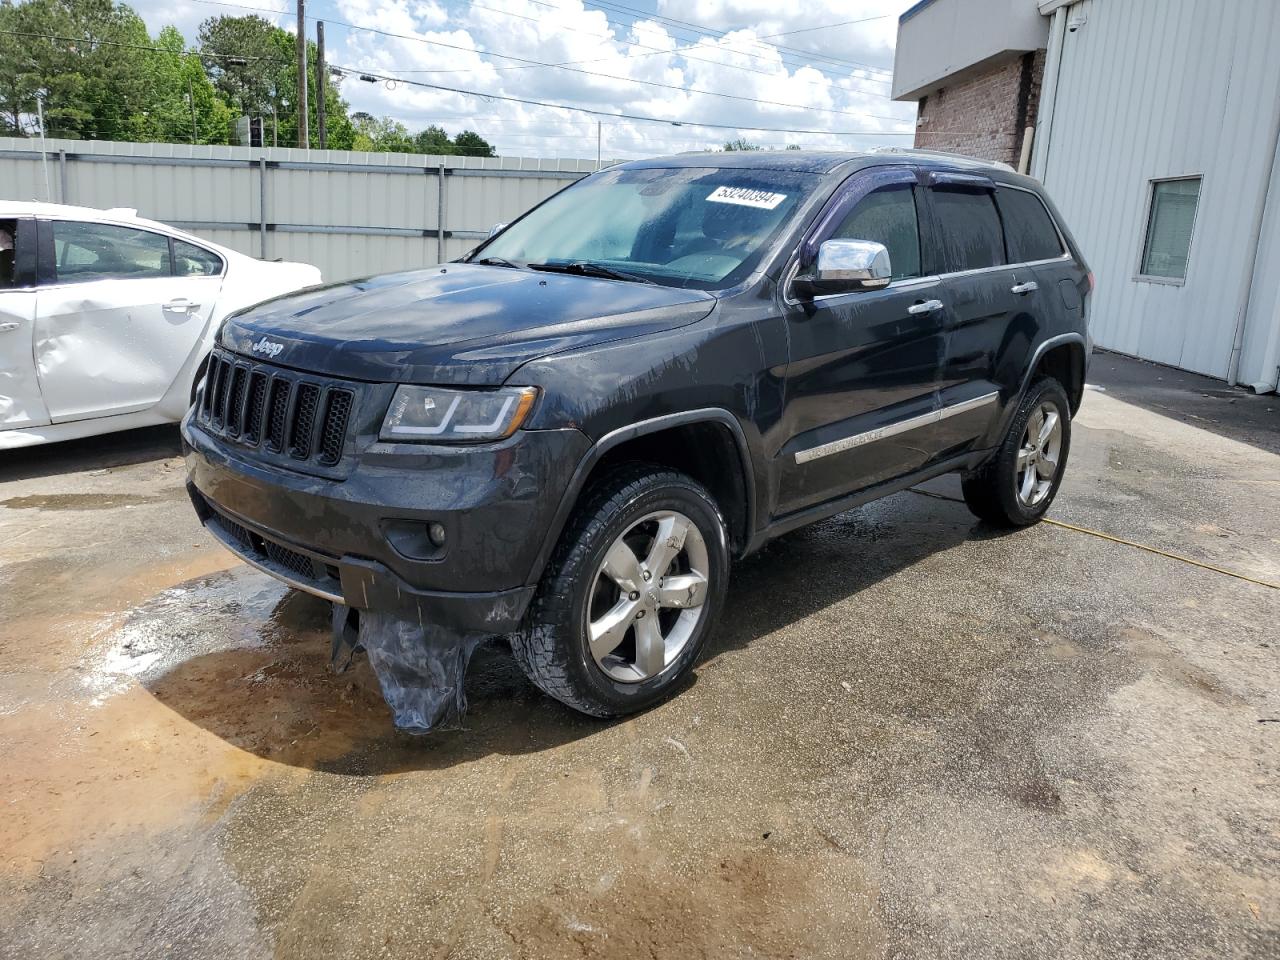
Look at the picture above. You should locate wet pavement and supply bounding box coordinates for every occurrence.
[1,355,1277,959]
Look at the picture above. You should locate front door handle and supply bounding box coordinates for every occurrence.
[0,321,19,333]
[164,298,200,313]
[907,299,944,315]
[1010,281,1039,294]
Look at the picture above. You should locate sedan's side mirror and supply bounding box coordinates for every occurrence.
[792,239,892,299]
[487,222,509,238]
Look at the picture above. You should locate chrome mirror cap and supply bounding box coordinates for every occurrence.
[815,238,892,289]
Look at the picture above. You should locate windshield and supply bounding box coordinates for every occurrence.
[474,166,820,290]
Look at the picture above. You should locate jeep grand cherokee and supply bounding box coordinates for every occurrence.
[183,150,1091,721]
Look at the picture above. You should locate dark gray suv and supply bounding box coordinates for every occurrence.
[183,149,1091,728]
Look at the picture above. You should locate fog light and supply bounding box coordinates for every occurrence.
[428,522,447,547]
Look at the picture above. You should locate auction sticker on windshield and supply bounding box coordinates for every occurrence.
[705,186,788,209]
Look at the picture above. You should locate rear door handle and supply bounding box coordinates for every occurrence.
[164,298,200,313]
[1010,281,1039,294]
[907,299,944,315]
[0,321,19,333]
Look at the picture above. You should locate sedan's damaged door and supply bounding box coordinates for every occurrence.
[33,219,222,422]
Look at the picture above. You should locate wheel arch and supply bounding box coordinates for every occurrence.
[525,409,757,588]
[1025,334,1087,414]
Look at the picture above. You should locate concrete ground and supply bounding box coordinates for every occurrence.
[1,353,1276,959]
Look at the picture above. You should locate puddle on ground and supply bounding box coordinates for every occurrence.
[0,492,170,511]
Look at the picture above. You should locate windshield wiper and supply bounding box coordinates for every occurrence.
[474,256,526,269]
[527,261,655,284]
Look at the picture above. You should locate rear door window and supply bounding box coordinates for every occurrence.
[931,188,1007,273]
[828,184,922,280]
[52,221,172,283]
[0,219,15,288]
[995,187,1064,262]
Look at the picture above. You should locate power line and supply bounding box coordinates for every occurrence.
[335,63,914,138]
[0,28,292,63]
[466,0,893,89]
[386,1,894,99]
[579,0,896,77]
[180,0,906,121]
[757,16,892,40]
[183,0,894,94]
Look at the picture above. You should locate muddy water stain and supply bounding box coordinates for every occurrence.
[0,492,173,511]
[0,567,396,876]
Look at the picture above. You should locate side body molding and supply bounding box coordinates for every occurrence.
[524,408,757,587]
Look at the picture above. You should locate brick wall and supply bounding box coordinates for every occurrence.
[913,49,1046,168]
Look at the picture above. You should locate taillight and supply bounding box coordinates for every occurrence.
[1086,271,1096,294]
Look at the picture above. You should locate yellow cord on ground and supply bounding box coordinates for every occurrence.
[909,488,1280,591]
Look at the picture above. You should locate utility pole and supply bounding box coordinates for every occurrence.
[596,121,601,170]
[315,21,327,149]
[35,93,51,202]
[295,0,309,148]
[187,77,198,144]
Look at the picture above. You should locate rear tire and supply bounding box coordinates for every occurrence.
[510,464,729,717]
[961,377,1071,527]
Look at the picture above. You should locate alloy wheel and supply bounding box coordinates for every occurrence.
[1016,400,1063,507]
[586,510,710,683]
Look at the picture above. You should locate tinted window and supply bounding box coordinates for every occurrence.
[996,188,1064,262]
[829,184,921,280]
[0,219,14,289]
[174,239,223,277]
[53,221,172,283]
[932,188,1006,272]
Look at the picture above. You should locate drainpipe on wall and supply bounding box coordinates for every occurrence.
[1225,84,1280,389]
[1030,6,1069,182]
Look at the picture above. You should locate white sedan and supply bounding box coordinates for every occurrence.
[0,202,321,449]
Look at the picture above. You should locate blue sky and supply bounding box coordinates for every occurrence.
[131,0,918,158]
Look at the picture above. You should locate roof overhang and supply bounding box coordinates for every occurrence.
[892,0,1050,102]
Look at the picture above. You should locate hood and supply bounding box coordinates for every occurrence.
[219,263,716,385]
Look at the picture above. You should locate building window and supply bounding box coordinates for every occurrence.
[1139,177,1201,282]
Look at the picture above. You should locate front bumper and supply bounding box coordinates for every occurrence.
[183,413,590,634]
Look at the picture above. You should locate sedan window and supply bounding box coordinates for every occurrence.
[0,219,14,288]
[174,240,224,277]
[52,221,172,283]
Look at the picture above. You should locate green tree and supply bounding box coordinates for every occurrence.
[196,14,285,117]
[138,25,230,144]
[452,129,494,157]
[722,137,760,151]
[0,0,155,140]
[414,123,451,154]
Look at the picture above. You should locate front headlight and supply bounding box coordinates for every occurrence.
[379,385,539,443]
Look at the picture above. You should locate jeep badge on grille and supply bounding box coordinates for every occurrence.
[251,337,285,358]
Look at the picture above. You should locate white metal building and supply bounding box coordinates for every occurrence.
[896,0,1280,392]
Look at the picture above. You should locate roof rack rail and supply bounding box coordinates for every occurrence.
[868,146,1017,173]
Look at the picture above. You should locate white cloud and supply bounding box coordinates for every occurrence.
[128,0,919,158]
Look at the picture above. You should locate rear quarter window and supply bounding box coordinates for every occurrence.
[995,187,1065,262]
[931,188,1006,272]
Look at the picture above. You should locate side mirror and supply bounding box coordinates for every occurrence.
[792,238,892,299]
[487,222,509,238]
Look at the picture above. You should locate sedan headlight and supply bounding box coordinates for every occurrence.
[380,385,539,443]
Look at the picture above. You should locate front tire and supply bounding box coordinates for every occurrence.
[961,377,1072,527]
[511,464,729,717]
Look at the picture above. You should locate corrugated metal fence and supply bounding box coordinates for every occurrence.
[0,138,602,281]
